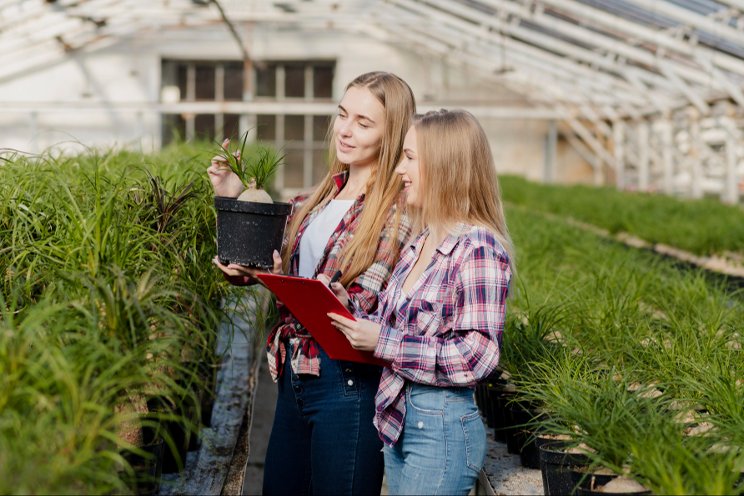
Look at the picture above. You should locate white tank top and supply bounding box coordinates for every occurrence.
[298,199,355,278]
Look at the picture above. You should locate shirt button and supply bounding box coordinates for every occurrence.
[347,379,354,386]
[417,421,424,429]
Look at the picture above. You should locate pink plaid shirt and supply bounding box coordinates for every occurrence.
[364,223,512,446]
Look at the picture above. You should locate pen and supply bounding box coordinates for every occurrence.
[328,270,343,289]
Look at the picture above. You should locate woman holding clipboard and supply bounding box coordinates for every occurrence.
[328,110,514,495]
[209,72,415,495]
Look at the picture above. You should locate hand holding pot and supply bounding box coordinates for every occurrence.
[212,250,283,284]
[208,138,245,198]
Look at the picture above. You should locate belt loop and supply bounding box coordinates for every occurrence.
[341,361,359,395]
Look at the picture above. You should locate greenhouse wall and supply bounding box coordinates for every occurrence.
[0,23,592,186]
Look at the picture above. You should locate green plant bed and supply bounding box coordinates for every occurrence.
[0,145,232,493]
[500,174,744,258]
[499,205,744,494]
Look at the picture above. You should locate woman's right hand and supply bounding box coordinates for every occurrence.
[208,138,245,198]
[317,273,350,308]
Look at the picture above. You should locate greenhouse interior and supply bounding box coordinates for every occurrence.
[1,0,743,494]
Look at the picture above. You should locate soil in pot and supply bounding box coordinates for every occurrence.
[215,197,292,268]
[539,440,592,496]
[571,467,617,495]
[574,475,651,495]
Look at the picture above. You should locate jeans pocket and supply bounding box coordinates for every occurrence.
[461,410,486,473]
[406,385,445,414]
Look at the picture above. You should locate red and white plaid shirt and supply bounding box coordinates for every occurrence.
[364,223,512,446]
[260,172,411,380]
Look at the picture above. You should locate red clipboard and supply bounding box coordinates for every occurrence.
[255,273,386,366]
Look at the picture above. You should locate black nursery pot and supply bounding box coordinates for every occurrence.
[122,434,164,495]
[215,196,292,268]
[539,441,591,496]
[506,399,541,455]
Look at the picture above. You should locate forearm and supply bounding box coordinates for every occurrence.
[375,325,501,387]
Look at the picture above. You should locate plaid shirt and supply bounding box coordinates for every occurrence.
[262,172,411,380]
[364,223,512,446]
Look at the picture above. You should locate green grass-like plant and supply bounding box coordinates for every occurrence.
[0,144,244,493]
[216,131,283,199]
[501,204,744,494]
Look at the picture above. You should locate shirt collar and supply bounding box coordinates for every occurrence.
[332,171,349,191]
[330,170,366,202]
[415,222,469,256]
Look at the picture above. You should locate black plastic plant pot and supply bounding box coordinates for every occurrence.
[520,432,551,470]
[122,438,164,496]
[215,197,292,268]
[539,441,591,496]
[494,389,517,443]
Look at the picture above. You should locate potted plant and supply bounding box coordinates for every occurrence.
[213,133,292,268]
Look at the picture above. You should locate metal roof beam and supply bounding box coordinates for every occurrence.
[479,0,735,96]
[368,8,586,104]
[694,56,744,106]
[386,0,654,107]
[624,0,744,47]
[377,12,640,120]
[368,7,618,110]
[537,0,744,78]
[716,0,744,12]
[658,63,710,113]
[0,2,357,82]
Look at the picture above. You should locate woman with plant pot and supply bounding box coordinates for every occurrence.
[209,71,415,495]
[328,110,514,495]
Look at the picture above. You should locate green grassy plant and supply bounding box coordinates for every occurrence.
[0,144,230,493]
[216,132,283,194]
[501,174,744,257]
[503,203,744,494]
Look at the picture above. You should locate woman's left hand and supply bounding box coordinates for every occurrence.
[327,313,381,352]
[212,250,283,280]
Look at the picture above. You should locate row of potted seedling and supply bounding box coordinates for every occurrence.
[478,205,743,495]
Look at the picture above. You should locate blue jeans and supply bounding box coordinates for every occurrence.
[384,383,486,495]
[262,344,384,495]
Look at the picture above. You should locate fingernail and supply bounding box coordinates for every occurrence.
[273,250,279,256]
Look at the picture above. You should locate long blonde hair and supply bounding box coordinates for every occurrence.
[282,72,416,284]
[414,109,514,266]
